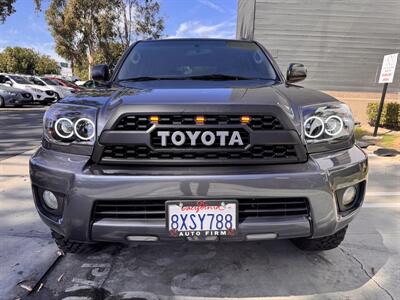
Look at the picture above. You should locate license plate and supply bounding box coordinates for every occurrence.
[166,200,238,238]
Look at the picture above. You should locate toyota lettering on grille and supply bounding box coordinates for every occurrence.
[157,130,244,147]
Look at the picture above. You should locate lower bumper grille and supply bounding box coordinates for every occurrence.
[101,145,298,161]
[93,198,309,222]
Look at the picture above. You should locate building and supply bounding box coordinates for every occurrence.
[237,0,400,92]
[58,61,73,78]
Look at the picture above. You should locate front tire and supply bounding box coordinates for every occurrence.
[291,226,348,251]
[51,231,100,254]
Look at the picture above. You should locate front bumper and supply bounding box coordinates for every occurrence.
[30,145,368,243]
[32,93,57,102]
[11,95,33,105]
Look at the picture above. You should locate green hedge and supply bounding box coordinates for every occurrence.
[367,102,400,130]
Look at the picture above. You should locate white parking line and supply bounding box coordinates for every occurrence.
[363,203,400,208]
[366,192,400,196]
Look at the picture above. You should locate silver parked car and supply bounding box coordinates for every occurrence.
[0,85,33,107]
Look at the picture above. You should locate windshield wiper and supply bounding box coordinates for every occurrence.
[118,76,168,82]
[184,74,257,81]
[118,74,274,82]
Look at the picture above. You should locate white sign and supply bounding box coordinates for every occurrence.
[379,53,398,83]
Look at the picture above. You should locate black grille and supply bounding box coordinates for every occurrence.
[93,198,309,222]
[114,114,284,131]
[102,145,297,161]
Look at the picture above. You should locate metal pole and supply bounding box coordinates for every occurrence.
[373,83,389,137]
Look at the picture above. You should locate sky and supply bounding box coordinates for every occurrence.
[0,0,237,62]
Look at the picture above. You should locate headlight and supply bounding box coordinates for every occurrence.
[302,103,354,151]
[44,104,97,146]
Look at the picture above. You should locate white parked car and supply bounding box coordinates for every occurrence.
[0,74,57,105]
[27,76,75,100]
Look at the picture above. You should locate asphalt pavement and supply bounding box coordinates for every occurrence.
[0,109,399,300]
[0,106,46,161]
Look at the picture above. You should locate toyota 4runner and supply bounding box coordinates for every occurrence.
[30,39,368,253]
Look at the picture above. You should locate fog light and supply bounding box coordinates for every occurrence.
[342,186,357,206]
[43,190,58,210]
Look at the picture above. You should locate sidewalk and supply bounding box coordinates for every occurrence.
[0,150,58,299]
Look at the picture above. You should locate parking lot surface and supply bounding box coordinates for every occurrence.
[0,106,46,161]
[0,110,399,300]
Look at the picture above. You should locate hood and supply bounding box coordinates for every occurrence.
[17,84,45,95]
[60,82,340,134]
[32,85,51,92]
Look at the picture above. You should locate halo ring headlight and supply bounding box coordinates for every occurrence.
[74,118,95,141]
[54,118,74,139]
[325,115,344,136]
[304,116,325,139]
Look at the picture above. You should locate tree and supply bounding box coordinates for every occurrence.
[135,0,164,39]
[115,0,164,49]
[0,0,15,23]
[46,0,164,79]
[0,0,41,23]
[46,0,83,75]
[0,47,60,75]
[36,54,61,74]
[46,0,120,79]
[73,44,125,80]
[0,47,37,74]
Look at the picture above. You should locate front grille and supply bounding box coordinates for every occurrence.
[114,114,284,131]
[102,145,297,161]
[97,113,306,165]
[93,198,309,222]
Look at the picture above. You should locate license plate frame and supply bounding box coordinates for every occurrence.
[166,200,238,238]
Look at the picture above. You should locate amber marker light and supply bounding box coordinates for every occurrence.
[196,116,205,124]
[149,116,159,123]
[241,115,251,124]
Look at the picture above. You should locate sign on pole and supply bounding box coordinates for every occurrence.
[378,53,398,83]
[374,53,398,136]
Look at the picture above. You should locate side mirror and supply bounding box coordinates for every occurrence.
[6,81,13,86]
[287,63,307,83]
[91,64,110,82]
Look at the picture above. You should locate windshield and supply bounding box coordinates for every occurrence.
[9,75,31,84]
[117,40,279,81]
[41,77,59,86]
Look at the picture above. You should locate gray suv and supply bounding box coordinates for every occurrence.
[30,39,368,253]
